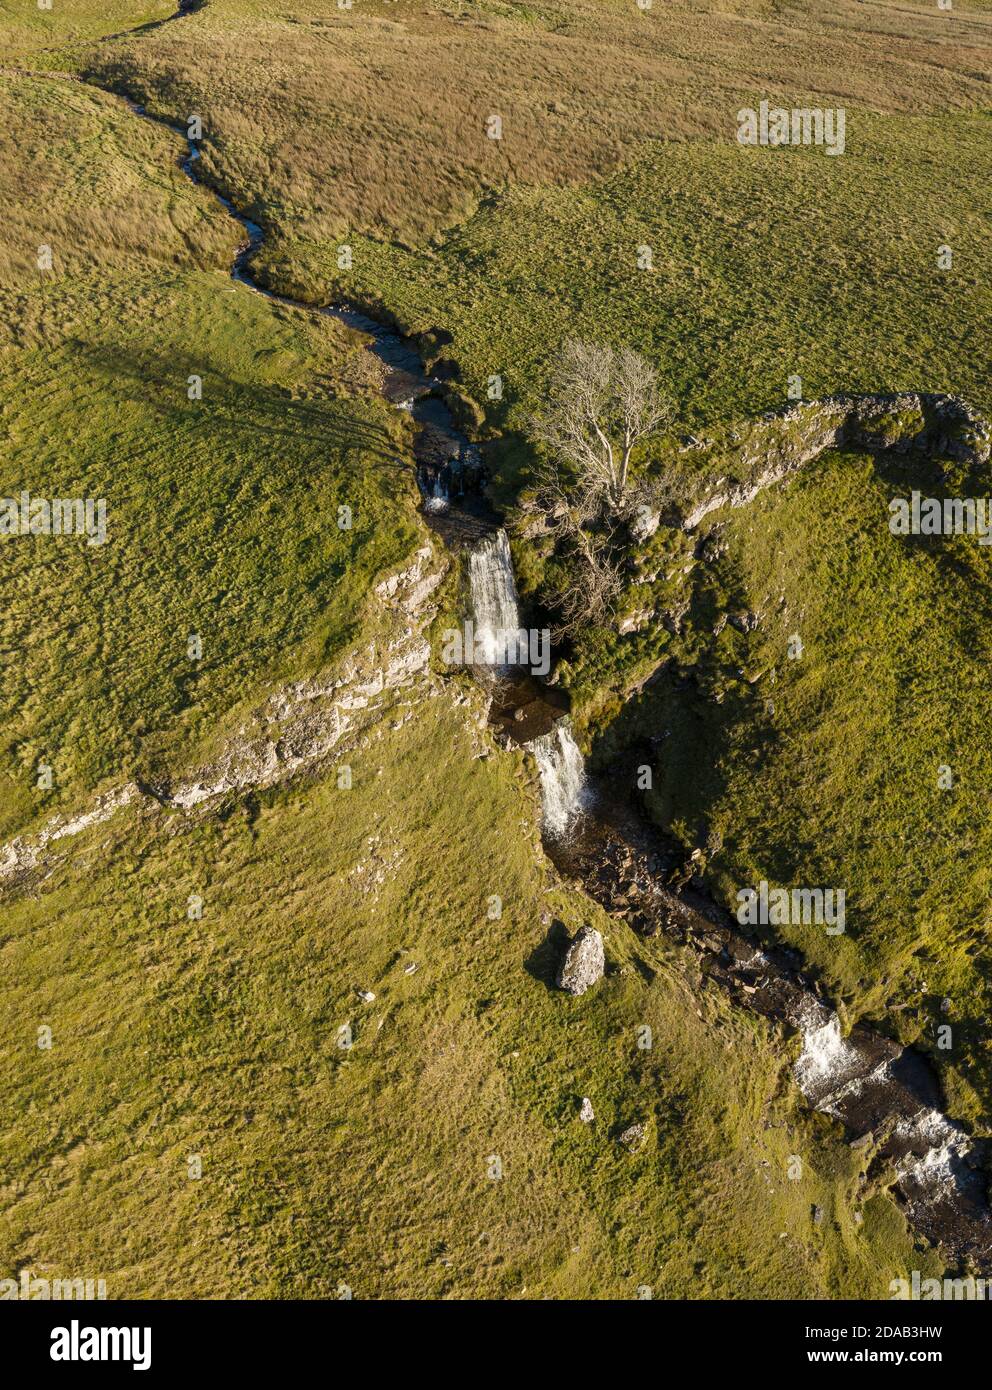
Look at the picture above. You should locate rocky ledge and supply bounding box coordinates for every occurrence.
[0,544,447,891]
[682,392,991,530]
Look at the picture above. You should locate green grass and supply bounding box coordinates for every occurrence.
[600,447,992,1129]
[0,688,939,1297]
[286,111,992,439]
[0,76,421,840]
[80,0,992,252]
[75,1,992,441]
[0,0,987,1297]
[0,266,419,839]
[0,0,174,58]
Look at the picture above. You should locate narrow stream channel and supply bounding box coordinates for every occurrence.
[77,21,992,1271]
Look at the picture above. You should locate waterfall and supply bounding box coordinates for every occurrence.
[421,470,449,513]
[793,1005,859,1110]
[530,720,586,838]
[468,530,521,666]
[468,532,583,834]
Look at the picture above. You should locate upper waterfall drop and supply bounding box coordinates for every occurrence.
[468,529,522,666]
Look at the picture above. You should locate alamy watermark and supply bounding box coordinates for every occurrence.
[50,1320,150,1371]
[891,1271,991,1301]
[736,880,846,934]
[1,493,107,545]
[737,101,845,156]
[889,492,992,545]
[441,620,550,677]
[1,1269,107,1300]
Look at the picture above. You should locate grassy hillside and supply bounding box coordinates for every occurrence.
[0,0,174,57]
[0,0,988,1298]
[593,445,992,1128]
[0,75,420,840]
[0,681,940,1298]
[80,1,992,437]
[84,0,992,248]
[307,116,992,432]
[0,71,232,325]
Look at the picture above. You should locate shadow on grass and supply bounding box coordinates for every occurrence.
[71,339,410,475]
[523,918,569,991]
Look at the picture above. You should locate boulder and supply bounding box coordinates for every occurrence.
[618,1122,646,1152]
[557,926,605,995]
[630,508,661,541]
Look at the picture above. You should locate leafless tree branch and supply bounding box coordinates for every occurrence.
[526,340,673,635]
[529,338,673,516]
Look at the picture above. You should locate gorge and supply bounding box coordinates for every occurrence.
[8,0,990,1280]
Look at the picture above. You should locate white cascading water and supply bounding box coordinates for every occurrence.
[792,1001,969,1205]
[469,532,584,836]
[793,1004,862,1111]
[422,474,449,513]
[469,529,521,665]
[531,721,586,838]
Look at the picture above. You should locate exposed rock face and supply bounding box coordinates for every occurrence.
[630,508,661,541]
[373,546,445,615]
[0,544,447,892]
[167,635,431,810]
[155,545,444,810]
[618,609,654,635]
[557,925,605,995]
[682,393,991,531]
[0,782,140,888]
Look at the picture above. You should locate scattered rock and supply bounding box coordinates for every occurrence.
[618,608,654,635]
[812,1204,824,1226]
[729,610,759,633]
[618,1122,646,1152]
[579,1097,595,1124]
[356,988,376,1003]
[0,781,141,888]
[630,508,660,541]
[556,926,605,996]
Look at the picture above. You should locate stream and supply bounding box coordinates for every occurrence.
[75,15,992,1272]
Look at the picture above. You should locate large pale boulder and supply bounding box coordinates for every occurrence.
[557,926,605,996]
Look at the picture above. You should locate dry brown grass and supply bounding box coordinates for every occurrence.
[83,0,992,246]
[0,0,174,56]
[0,73,233,285]
[0,72,235,349]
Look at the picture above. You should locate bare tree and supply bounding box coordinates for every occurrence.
[525,339,672,636]
[530,451,625,638]
[553,519,624,638]
[529,339,673,516]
